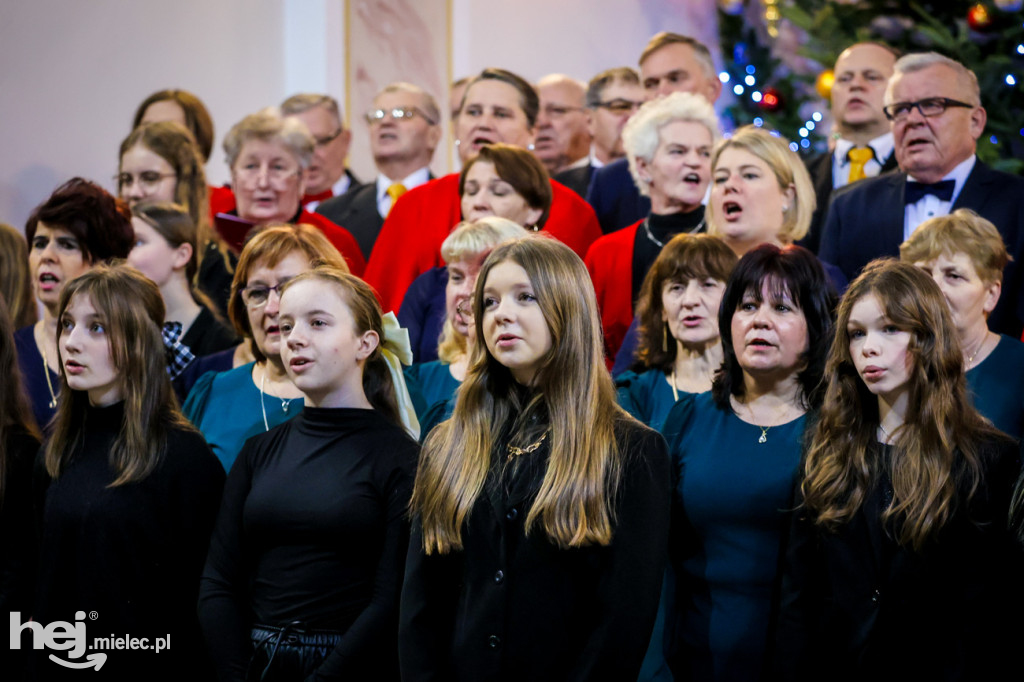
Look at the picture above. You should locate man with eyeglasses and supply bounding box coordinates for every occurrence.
[821,52,1024,336]
[318,82,441,260]
[554,67,644,198]
[280,94,361,211]
[801,43,898,254]
[586,32,722,234]
[533,74,592,177]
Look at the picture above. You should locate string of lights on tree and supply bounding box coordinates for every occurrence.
[715,0,1024,172]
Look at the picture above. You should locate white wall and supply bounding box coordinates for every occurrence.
[0,0,719,231]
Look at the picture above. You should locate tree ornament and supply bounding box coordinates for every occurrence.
[718,0,744,15]
[759,88,783,112]
[994,0,1022,11]
[967,3,994,30]
[815,70,835,99]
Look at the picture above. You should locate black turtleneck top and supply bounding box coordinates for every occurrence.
[199,406,419,682]
[32,401,224,680]
[631,207,707,303]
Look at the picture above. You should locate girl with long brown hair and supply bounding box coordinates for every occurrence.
[775,259,1023,680]
[400,237,670,681]
[30,264,224,680]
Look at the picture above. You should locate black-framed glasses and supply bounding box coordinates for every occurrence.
[241,280,291,307]
[365,107,437,125]
[593,98,644,115]
[314,128,344,147]
[882,97,974,121]
[115,171,177,190]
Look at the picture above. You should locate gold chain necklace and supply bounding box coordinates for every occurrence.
[506,430,549,462]
[41,345,58,409]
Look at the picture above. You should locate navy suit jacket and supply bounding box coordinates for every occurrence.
[584,158,650,234]
[819,160,1024,337]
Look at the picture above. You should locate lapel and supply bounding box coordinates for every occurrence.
[874,172,907,254]
[951,160,994,212]
[880,151,899,173]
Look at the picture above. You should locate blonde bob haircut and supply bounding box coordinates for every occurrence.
[899,208,1011,285]
[228,223,349,362]
[223,107,315,171]
[622,92,720,198]
[411,237,628,553]
[437,217,531,363]
[46,264,195,486]
[706,125,815,244]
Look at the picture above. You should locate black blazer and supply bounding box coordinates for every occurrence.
[399,418,670,682]
[553,164,595,199]
[819,160,1024,337]
[772,438,1024,681]
[799,150,898,255]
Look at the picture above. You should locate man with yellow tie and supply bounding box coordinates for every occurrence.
[318,82,441,260]
[802,42,899,253]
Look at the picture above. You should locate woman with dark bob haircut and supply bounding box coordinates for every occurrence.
[15,178,134,428]
[459,143,553,230]
[775,259,1022,680]
[661,244,835,680]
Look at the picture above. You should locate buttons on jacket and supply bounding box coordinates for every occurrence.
[494,570,505,584]
[871,588,881,603]
[488,634,501,649]
[506,507,518,521]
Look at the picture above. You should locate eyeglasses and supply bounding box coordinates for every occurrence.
[233,163,301,185]
[594,99,644,115]
[115,171,177,190]
[314,128,344,147]
[455,298,476,322]
[365,107,437,125]
[882,97,974,121]
[541,104,585,118]
[241,280,292,307]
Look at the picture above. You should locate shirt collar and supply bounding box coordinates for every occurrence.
[834,131,894,166]
[375,167,431,202]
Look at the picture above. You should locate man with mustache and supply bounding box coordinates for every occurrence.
[820,52,1024,337]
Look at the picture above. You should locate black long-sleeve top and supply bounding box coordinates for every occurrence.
[198,406,419,682]
[32,401,225,680]
[399,413,671,682]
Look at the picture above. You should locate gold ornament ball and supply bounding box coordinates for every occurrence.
[816,69,835,99]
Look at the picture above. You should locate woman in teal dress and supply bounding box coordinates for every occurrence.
[183,223,349,470]
[616,234,737,431]
[661,244,835,681]
[404,217,527,425]
[900,209,1024,439]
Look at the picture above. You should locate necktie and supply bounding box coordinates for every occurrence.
[846,147,875,184]
[905,179,955,204]
[386,183,408,216]
[162,322,196,380]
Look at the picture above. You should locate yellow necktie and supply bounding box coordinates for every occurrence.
[386,183,407,216]
[847,147,875,184]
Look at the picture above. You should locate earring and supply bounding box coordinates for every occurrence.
[527,143,535,151]
[454,139,461,147]
[782,204,790,212]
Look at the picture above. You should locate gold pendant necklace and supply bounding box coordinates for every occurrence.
[506,430,549,462]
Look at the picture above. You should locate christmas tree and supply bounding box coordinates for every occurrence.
[716,0,1024,173]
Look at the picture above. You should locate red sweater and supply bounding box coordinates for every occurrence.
[584,221,641,363]
[363,173,601,314]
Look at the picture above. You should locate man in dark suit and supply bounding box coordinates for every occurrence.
[801,43,898,253]
[281,94,361,211]
[585,32,722,234]
[821,52,1024,336]
[317,82,441,260]
[554,67,643,198]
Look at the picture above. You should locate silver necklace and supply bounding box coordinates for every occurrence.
[642,215,706,248]
[259,366,294,431]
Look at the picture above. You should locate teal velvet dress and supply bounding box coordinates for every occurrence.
[966,334,1024,440]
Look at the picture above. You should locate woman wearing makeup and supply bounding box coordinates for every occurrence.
[31,264,223,680]
[400,237,670,681]
[775,260,1023,680]
[199,267,418,682]
[364,68,601,313]
[15,178,134,428]
[661,244,835,681]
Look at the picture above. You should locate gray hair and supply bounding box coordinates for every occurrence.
[376,82,442,126]
[585,67,641,108]
[222,107,315,170]
[280,93,342,122]
[622,92,720,197]
[884,52,981,106]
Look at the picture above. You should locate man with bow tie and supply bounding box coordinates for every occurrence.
[820,52,1024,336]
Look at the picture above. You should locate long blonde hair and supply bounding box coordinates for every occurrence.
[410,237,627,552]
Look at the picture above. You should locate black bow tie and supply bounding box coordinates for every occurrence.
[905,179,955,204]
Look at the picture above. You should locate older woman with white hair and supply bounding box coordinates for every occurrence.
[584,92,719,362]
[214,108,365,275]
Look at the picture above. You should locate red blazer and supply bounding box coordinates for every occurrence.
[206,186,365,277]
[364,173,602,314]
[585,220,641,362]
